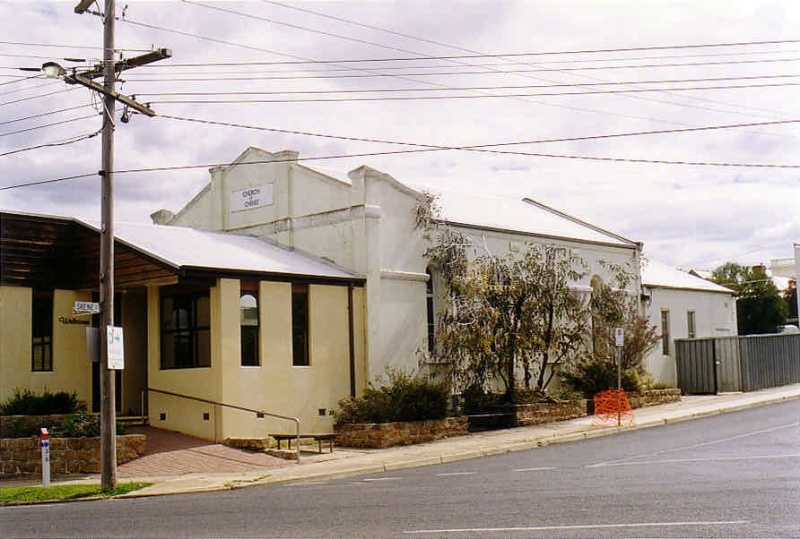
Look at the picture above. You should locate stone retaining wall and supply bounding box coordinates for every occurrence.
[0,435,146,477]
[628,388,681,408]
[499,400,589,427]
[335,417,469,449]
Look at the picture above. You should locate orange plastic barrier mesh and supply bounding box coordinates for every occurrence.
[592,389,634,427]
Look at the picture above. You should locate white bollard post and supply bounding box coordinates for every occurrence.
[40,427,50,488]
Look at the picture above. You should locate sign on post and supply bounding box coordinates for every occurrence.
[107,326,125,370]
[614,327,624,348]
[40,428,50,488]
[73,301,100,316]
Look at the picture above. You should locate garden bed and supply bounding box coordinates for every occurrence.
[335,417,469,449]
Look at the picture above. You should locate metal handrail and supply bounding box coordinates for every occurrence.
[144,387,301,462]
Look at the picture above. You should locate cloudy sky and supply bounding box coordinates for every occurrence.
[1,0,798,271]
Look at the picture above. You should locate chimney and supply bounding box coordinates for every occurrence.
[150,209,175,225]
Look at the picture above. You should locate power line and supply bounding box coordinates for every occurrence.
[254,0,796,119]
[0,39,151,53]
[0,73,41,87]
[0,129,101,158]
[0,104,94,128]
[0,172,97,191]
[123,57,800,78]
[116,11,800,127]
[178,1,800,124]
[0,86,80,108]
[138,74,800,97]
[4,117,799,192]
[0,113,100,138]
[158,114,800,149]
[133,38,800,67]
[149,81,800,104]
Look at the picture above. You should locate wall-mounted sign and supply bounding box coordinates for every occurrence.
[73,301,100,316]
[230,184,273,213]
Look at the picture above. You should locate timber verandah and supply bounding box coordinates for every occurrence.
[676,333,800,394]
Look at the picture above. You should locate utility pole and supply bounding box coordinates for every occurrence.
[68,0,169,491]
[24,0,170,490]
[99,0,117,492]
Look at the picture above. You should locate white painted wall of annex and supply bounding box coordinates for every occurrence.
[644,287,737,386]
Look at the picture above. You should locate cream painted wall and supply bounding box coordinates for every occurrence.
[219,281,363,438]
[143,277,366,440]
[645,288,737,386]
[146,283,224,440]
[0,287,93,406]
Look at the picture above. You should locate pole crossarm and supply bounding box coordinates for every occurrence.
[66,73,156,116]
[82,48,172,80]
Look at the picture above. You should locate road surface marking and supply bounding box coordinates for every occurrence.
[403,520,748,534]
[512,466,556,472]
[588,421,800,467]
[359,477,402,482]
[436,472,477,477]
[588,453,800,468]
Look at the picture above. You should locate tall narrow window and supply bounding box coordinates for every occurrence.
[292,284,309,366]
[426,269,435,354]
[32,290,53,371]
[161,287,211,369]
[240,284,260,367]
[687,310,696,339]
[661,309,671,355]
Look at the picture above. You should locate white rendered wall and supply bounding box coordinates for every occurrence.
[645,287,737,386]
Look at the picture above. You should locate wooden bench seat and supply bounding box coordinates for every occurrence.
[270,433,335,453]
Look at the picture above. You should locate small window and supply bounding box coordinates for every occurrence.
[32,290,53,372]
[687,310,696,339]
[292,284,309,366]
[426,269,435,354]
[160,287,211,369]
[661,309,671,355]
[240,285,260,367]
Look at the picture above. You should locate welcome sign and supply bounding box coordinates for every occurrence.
[230,183,274,212]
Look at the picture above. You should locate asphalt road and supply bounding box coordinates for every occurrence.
[2,399,799,538]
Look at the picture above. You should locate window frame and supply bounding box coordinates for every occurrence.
[426,269,436,355]
[240,281,260,367]
[31,289,54,372]
[160,287,211,369]
[687,310,696,339]
[291,283,310,367]
[661,309,671,355]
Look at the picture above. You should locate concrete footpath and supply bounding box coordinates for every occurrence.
[12,384,800,499]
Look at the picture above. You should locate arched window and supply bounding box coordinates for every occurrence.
[426,268,436,354]
[240,287,260,367]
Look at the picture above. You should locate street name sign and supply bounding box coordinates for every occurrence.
[73,301,100,316]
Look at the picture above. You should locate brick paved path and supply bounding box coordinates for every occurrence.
[118,427,291,478]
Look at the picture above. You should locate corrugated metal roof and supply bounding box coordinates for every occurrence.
[408,184,637,247]
[642,259,733,294]
[75,219,362,281]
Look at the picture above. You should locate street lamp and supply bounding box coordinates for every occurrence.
[41,62,67,79]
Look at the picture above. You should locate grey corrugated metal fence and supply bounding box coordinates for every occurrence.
[676,333,800,394]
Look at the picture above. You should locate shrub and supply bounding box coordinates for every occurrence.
[58,412,128,437]
[336,370,450,424]
[0,388,86,415]
[560,359,643,398]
